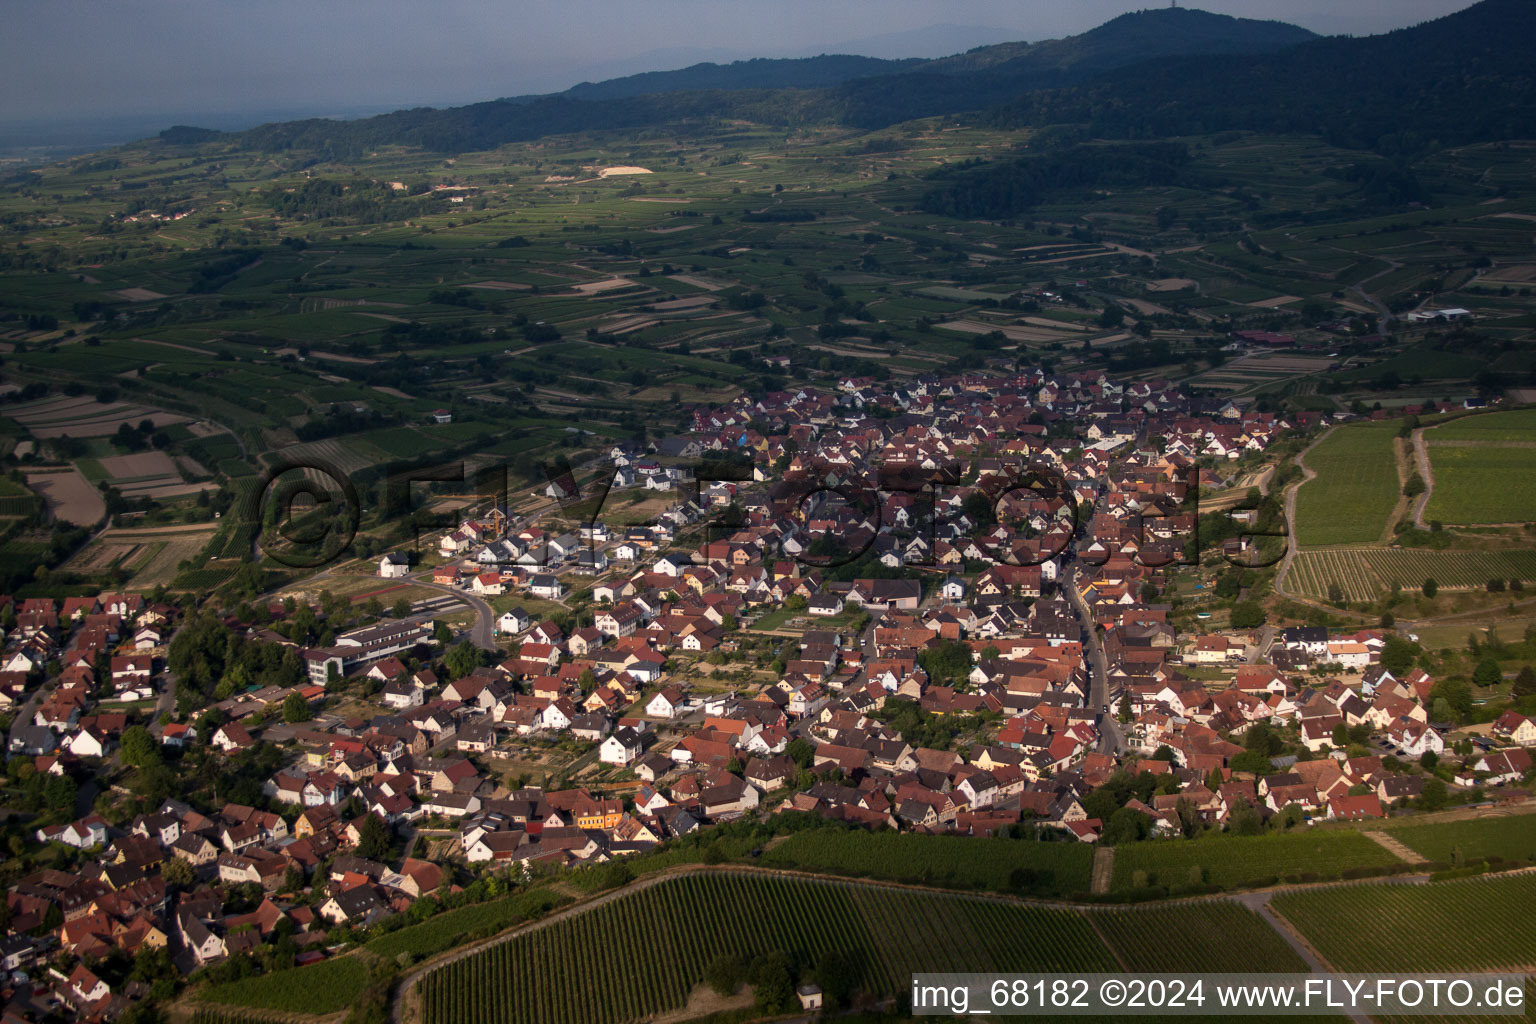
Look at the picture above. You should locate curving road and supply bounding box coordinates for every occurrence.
[409,574,498,650]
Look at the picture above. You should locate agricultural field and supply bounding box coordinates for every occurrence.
[760,827,1094,897]
[1094,902,1308,972]
[1426,408,1536,442]
[66,523,222,586]
[1423,445,1536,526]
[1110,830,1404,892]
[367,887,569,960]
[1372,814,1536,865]
[24,466,105,526]
[418,871,1116,1024]
[196,952,374,1015]
[1271,874,1536,972]
[1287,547,1536,601]
[1293,422,1403,548]
[0,475,40,517]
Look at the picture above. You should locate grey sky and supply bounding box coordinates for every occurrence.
[2,0,1479,125]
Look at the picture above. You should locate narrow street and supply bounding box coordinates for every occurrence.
[1063,566,1124,755]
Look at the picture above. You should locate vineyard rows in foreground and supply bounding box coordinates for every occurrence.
[417,871,1337,1024]
[1272,873,1536,972]
[1288,547,1536,602]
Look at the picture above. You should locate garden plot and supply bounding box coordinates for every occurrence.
[937,319,1079,344]
[25,467,105,525]
[9,394,189,438]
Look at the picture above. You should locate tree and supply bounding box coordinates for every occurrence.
[1380,634,1419,676]
[1243,720,1284,756]
[1472,656,1503,688]
[1230,601,1265,629]
[282,691,312,724]
[44,772,77,812]
[433,621,453,645]
[355,813,392,862]
[161,856,194,888]
[812,950,857,1010]
[1227,799,1266,836]
[1229,749,1274,774]
[1513,665,1536,698]
[1101,806,1151,846]
[786,737,814,769]
[1421,777,1448,811]
[746,951,796,1013]
[1332,723,1350,748]
[704,953,743,996]
[1117,692,1132,723]
[120,725,161,769]
[916,639,973,684]
[1422,577,1438,598]
[445,640,482,680]
[392,597,413,619]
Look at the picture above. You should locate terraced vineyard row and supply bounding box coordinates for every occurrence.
[1375,815,1536,865]
[1111,831,1404,891]
[1094,902,1309,973]
[418,872,1116,1024]
[1272,874,1536,972]
[1293,422,1403,547]
[1288,549,1387,602]
[1288,547,1536,601]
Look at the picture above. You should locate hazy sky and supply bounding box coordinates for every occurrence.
[3,0,1479,125]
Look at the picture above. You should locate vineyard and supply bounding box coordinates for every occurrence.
[418,871,1116,1024]
[189,1010,292,1024]
[367,887,569,960]
[1293,423,1403,548]
[196,953,373,1015]
[1094,901,1309,972]
[1425,408,1536,442]
[1271,874,1536,972]
[1374,815,1536,865]
[759,827,1094,896]
[1423,444,1536,525]
[1287,547,1536,601]
[1111,831,1404,892]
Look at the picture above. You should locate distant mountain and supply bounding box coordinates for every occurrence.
[926,8,1317,75]
[982,0,1536,151]
[546,55,923,104]
[181,2,1531,161]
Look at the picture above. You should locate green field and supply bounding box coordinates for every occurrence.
[1375,815,1536,865]
[1094,902,1309,972]
[1272,874,1536,972]
[1111,830,1405,891]
[761,828,1095,897]
[1294,422,1404,547]
[1426,408,1536,442]
[196,953,374,1015]
[365,887,570,960]
[419,871,1117,1024]
[1424,445,1536,525]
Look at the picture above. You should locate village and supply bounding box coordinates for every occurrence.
[2,365,1533,1022]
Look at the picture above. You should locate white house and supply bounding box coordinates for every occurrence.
[646,686,686,719]
[1324,641,1372,670]
[807,594,844,617]
[497,608,531,636]
[528,575,565,600]
[599,727,643,766]
[378,553,411,579]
